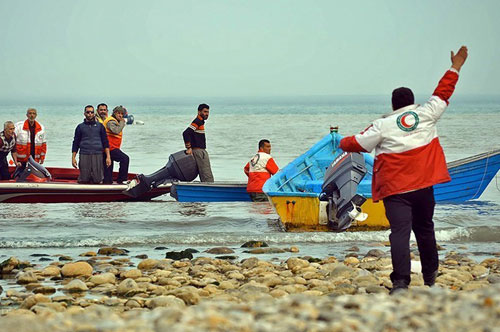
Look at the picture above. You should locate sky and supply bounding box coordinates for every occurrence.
[0,0,499,101]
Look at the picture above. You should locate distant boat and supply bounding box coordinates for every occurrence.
[263,132,500,232]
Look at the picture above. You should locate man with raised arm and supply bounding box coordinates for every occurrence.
[339,46,468,294]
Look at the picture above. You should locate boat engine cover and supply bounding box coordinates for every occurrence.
[15,156,52,183]
[320,152,367,231]
[124,150,198,198]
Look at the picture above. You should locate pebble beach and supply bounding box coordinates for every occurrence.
[1,243,500,331]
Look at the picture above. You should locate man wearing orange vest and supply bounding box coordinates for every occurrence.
[244,139,279,201]
[103,106,129,184]
[15,108,47,168]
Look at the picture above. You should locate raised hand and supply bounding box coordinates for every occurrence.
[451,46,468,71]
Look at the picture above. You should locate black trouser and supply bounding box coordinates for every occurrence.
[103,149,129,183]
[383,186,438,284]
[0,154,10,180]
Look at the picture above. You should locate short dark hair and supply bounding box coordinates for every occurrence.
[84,105,94,111]
[391,87,414,110]
[259,139,270,149]
[198,103,210,111]
[97,103,107,109]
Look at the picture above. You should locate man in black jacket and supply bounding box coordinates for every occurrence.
[72,105,111,183]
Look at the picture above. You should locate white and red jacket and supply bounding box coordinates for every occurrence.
[340,68,460,201]
[15,120,47,163]
[244,151,279,193]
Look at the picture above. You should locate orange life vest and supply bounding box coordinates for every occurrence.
[103,116,123,151]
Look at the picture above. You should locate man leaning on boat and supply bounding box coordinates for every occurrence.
[244,139,279,201]
[339,46,468,294]
[0,121,21,180]
[72,105,111,184]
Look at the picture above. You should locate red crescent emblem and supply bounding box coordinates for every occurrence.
[400,114,412,128]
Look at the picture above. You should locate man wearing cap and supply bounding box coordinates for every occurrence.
[103,106,129,184]
[0,121,21,180]
[71,105,111,183]
[15,108,47,167]
[339,46,468,294]
[182,103,214,182]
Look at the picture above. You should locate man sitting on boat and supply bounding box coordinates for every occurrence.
[15,108,47,169]
[244,139,279,202]
[0,121,21,180]
[339,46,468,294]
[103,106,129,184]
[71,105,111,184]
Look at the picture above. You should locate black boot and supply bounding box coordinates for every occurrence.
[389,279,409,295]
[423,270,438,287]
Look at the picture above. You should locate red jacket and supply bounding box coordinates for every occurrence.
[340,69,459,201]
[244,151,279,193]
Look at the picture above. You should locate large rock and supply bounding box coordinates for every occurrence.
[40,266,61,277]
[19,294,51,309]
[97,247,129,256]
[89,272,116,285]
[0,257,21,273]
[61,262,93,277]
[16,271,38,284]
[286,257,310,272]
[166,250,194,260]
[117,278,139,296]
[137,259,160,270]
[205,247,235,254]
[241,241,269,248]
[63,279,88,292]
[147,295,186,309]
[121,269,142,279]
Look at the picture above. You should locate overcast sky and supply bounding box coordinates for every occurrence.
[0,0,499,101]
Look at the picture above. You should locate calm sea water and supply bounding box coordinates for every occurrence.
[0,98,499,264]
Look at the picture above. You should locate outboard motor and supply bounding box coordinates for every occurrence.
[15,156,52,183]
[319,152,367,232]
[124,150,198,198]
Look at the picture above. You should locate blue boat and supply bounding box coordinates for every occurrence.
[170,181,251,202]
[262,132,500,231]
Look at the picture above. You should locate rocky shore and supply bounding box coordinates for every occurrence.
[1,244,500,331]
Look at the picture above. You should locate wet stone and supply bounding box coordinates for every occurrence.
[39,257,52,262]
[154,246,169,250]
[241,241,269,248]
[135,254,148,259]
[205,247,235,254]
[97,247,129,256]
[165,250,194,260]
[30,253,50,257]
[58,255,73,261]
[216,256,238,261]
[365,249,386,258]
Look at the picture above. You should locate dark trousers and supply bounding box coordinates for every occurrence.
[383,186,438,284]
[0,156,10,180]
[103,149,129,183]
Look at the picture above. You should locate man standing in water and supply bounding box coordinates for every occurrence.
[183,103,214,182]
[244,139,279,201]
[15,108,47,167]
[339,46,468,294]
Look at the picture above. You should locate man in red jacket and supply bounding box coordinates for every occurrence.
[244,139,279,201]
[339,46,468,294]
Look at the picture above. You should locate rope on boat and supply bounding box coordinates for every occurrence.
[470,152,490,199]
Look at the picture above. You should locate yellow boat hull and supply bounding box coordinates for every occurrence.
[268,195,389,232]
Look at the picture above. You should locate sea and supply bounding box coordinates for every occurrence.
[1,96,500,277]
